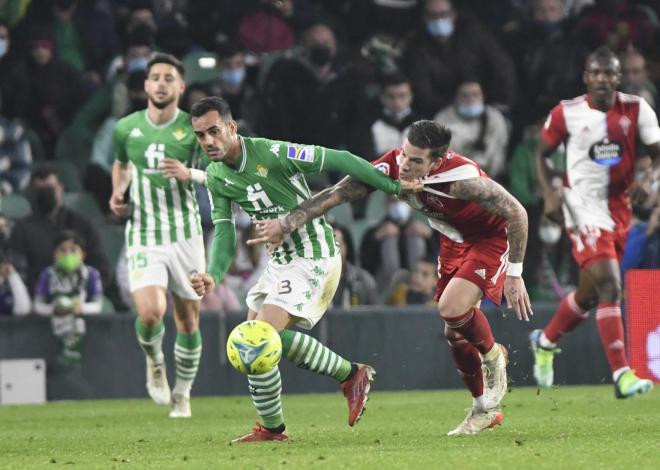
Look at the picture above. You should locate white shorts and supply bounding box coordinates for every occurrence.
[126,236,205,300]
[246,255,342,329]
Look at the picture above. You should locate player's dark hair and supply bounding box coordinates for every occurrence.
[147,52,185,78]
[586,46,619,69]
[55,230,85,251]
[407,120,452,160]
[190,96,234,121]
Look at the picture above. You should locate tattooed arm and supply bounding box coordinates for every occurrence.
[449,177,528,263]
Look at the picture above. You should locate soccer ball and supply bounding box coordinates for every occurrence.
[226,320,282,375]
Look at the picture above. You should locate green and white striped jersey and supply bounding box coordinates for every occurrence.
[114,109,203,247]
[206,137,339,263]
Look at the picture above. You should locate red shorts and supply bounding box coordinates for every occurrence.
[434,236,509,305]
[567,226,628,269]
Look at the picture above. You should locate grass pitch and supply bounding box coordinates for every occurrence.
[0,385,657,469]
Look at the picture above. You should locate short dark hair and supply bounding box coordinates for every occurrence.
[407,120,452,160]
[147,52,185,77]
[586,46,619,69]
[55,230,85,251]
[190,96,233,121]
[380,72,411,90]
[216,40,244,60]
[30,163,59,184]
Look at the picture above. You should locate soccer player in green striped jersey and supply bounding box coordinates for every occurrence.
[110,54,206,418]
[188,97,421,443]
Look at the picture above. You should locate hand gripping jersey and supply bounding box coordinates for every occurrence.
[542,92,660,232]
[114,109,204,247]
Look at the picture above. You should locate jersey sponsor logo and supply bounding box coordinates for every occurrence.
[270,144,280,156]
[375,162,390,175]
[588,138,622,167]
[172,128,187,141]
[287,145,315,162]
[255,164,269,178]
[474,268,486,279]
[130,128,143,138]
[619,116,631,136]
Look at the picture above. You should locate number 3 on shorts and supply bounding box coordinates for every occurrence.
[130,252,148,270]
[278,280,292,295]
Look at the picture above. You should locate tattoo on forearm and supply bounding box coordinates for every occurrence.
[450,178,528,263]
[281,177,369,233]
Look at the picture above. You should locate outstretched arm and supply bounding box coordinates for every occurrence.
[449,177,533,320]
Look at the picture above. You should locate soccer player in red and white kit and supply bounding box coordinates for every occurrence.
[248,121,533,435]
[531,46,660,398]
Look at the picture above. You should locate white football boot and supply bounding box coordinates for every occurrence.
[481,343,508,410]
[447,407,504,436]
[146,357,171,405]
[169,393,191,418]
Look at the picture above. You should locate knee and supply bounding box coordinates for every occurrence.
[437,296,466,319]
[138,309,164,328]
[443,324,464,345]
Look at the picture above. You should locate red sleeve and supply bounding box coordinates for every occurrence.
[541,104,567,148]
[367,149,399,193]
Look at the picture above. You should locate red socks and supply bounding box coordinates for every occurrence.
[447,335,483,398]
[442,308,495,355]
[544,291,589,343]
[596,303,628,372]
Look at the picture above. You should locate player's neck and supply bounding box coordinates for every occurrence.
[588,93,614,112]
[147,103,178,126]
[225,135,243,167]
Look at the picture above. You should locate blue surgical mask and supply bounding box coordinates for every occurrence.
[0,39,8,59]
[427,18,454,37]
[388,201,411,223]
[220,68,246,88]
[457,103,485,118]
[126,56,148,73]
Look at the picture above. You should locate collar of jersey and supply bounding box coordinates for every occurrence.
[231,136,247,173]
[144,108,180,129]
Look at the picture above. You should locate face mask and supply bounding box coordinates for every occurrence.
[31,186,58,214]
[457,103,485,119]
[308,45,332,67]
[384,106,412,123]
[426,18,454,37]
[234,211,252,230]
[388,201,411,223]
[56,253,82,273]
[539,221,562,245]
[126,56,149,73]
[0,39,8,59]
[220,67,246,88]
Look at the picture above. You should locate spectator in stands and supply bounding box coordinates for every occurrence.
[386,256,438,306]
[0,212,31,316]
[504,0,589,125]
[0,92,33,196]
[0,20,16,104]
[402,0,517,116]
[620,48,656,109]
[208,40,260,134]
[181,83,211,113]
[3,25,89,156]
[332,225,378,308]
[354,73,423,161]
[9,163,109,290]
[238,0,296,54]
[260,22,366,152]
[434,81,509,181]
[360,196,436,289]
[34,230,103,364]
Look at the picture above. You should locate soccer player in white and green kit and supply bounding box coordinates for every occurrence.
[110,54,206,418]
[189,96,421,443]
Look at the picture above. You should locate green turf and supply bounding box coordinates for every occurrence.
[0,385,657,469]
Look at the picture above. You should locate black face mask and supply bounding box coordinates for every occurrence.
[308,45,332,67]
[31,186,58,215]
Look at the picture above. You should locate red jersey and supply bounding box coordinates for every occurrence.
[372,148,507,244]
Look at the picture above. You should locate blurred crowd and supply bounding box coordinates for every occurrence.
[1,0,660,319]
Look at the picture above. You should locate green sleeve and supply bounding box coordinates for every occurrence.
[208,221,237,284]
[206,169,232,223]
[113,121,128,163]
[320,148,401,195]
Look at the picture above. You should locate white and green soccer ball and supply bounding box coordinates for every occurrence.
[226,320,282,375]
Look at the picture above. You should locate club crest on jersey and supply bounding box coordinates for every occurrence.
[287,145,315,162]
[255,164,268,178]
[588,137,622,167]
[375,162,390,175]
[172,128,186,141]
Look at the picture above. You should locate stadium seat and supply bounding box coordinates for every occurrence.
[327,202,354,226]
[0,193,31,219]
[181,51,220,85]
[101,296,116,314]
[63,192,103,222]
[55,160,84,192]
[364,191,387,225]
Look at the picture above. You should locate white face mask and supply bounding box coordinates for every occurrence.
[539,220,562,245]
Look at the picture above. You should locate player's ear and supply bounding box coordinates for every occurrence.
[228,119,238,135]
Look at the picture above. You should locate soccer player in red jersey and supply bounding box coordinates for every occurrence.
[531,46,660,398]
[249,120,533,435]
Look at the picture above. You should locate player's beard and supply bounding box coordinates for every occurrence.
[148,93,177,110]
